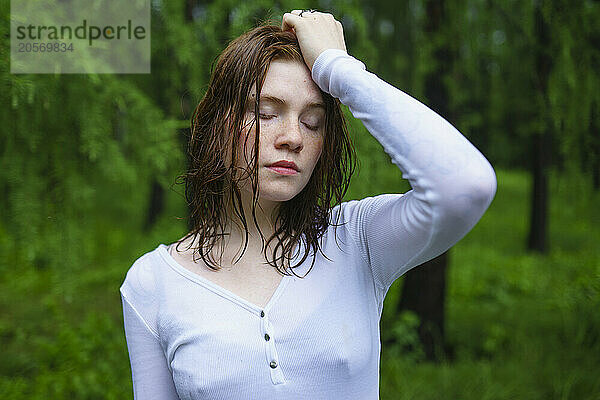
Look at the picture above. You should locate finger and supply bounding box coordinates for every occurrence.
[281,12,302,32]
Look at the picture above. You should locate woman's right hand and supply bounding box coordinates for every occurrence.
[281,10,347,71]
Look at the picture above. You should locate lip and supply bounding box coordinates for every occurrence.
[268,166,298,175]
[268,160,300,172]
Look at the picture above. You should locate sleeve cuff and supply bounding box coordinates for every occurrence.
[311,49,366,95]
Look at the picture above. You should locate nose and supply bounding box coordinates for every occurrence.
[274,116,303,152]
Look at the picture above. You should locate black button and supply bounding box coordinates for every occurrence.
[269,361,277,369]
[264,334,270,341]
[260,311,265,317]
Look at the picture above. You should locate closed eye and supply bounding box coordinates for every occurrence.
[259,113,275,120]
[303,122,320,131]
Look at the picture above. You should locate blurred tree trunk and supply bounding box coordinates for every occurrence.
[527,129,550,252]
[527,0,552,253]
[398,252,449,361]
[594,157,600,191]
[144,182,165,231]
[589,101,600,191]
[593,138,600,192]
[397,0,451,363]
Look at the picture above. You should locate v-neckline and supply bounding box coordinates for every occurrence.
[157,240,303,315]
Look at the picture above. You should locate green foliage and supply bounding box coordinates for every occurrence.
[1,5,183,271]
[0,266,132,399]
[385,310,426,363]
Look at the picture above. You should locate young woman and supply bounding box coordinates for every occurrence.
[120,9,497,400]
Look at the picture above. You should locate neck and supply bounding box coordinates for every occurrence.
[218,186,283,261]
[225,183,282,238]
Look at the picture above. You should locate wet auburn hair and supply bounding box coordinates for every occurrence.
[174,23,358,278]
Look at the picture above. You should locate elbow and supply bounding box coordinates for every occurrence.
[470,161,497,207]
[437,160,497,224]
[460,160,497,217]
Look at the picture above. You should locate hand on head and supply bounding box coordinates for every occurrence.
[281,10,347,71]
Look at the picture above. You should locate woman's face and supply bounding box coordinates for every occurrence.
[235,59,325,203]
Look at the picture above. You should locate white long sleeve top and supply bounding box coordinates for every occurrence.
[120,48,497,400]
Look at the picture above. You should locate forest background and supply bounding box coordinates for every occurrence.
[1,0,599,398]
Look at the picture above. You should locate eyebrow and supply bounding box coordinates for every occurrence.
[250,94,325,110]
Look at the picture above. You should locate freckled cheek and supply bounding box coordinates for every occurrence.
[314,139,324,162]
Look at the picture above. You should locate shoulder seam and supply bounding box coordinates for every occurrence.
[121,291,161,340]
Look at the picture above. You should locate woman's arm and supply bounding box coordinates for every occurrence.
[313,47,496,281]
[283,11,497,294]
[122,294,180,399]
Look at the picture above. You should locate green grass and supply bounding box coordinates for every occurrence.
[0,168,598,399]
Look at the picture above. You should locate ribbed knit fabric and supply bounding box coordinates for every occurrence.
[120,48,497,400]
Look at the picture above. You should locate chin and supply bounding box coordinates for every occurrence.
[238,183,295,201]
[259,190,300,203]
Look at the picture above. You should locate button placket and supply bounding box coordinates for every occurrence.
[260,311,285,384]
